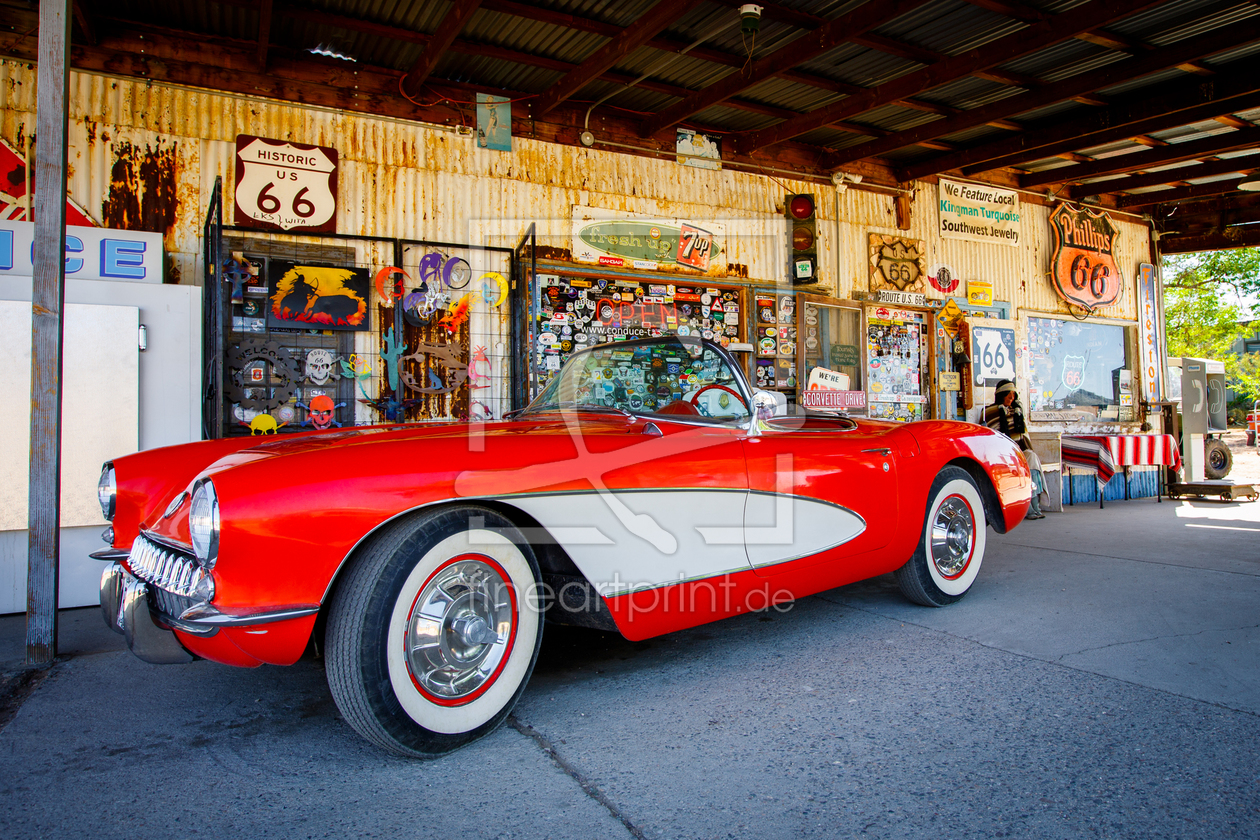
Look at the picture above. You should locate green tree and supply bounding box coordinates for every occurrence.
[1163,248,1260,299]
[1161,255,1260,401]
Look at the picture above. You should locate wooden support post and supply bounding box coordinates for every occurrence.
[26,0,72,667]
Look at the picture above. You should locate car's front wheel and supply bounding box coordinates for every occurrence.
[326,505,543,757]
[895,466,987,607]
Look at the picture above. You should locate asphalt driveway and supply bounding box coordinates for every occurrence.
[2,495,1258,839]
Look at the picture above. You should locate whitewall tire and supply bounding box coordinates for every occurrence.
[895,467,987,607]
[326,506,543,757]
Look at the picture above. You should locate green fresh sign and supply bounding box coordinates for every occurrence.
[578,221,681,264]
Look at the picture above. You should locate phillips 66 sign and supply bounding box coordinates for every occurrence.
[234,135,338,233]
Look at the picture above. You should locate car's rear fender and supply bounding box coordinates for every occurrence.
[947,457,1011,535]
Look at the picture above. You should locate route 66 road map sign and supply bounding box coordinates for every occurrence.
[235,135,338,233]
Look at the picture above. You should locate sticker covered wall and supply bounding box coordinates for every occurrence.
[530,275,745,398]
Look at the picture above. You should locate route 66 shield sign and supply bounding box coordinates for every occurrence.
[235,135,338,233]
[1061,354,1085,392]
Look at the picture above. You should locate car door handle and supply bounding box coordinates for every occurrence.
[862,447,892,456]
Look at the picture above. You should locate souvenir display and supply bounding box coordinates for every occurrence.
[226,339,302,411]
[298,394,346,429]
[304,348,340,385]
[268,262,371,330]
[531,275,743,396]
[866,311,928,422]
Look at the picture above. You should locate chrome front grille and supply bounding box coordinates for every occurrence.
[128,535,205,618]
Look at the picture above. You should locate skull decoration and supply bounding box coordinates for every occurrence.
[300,394,345,430]
[306,349,338,385]
[249,414,280,435]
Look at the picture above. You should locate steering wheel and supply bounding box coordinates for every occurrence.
[689,384,748,416]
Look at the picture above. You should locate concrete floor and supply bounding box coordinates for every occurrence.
[2,495,1258,839]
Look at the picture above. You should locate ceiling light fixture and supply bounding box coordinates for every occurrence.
[1237,177,1260,191]
[308,44,356,62]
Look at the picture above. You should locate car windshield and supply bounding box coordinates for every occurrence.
[525,336,752,423]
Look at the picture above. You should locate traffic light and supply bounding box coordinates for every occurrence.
[786,193,817,283]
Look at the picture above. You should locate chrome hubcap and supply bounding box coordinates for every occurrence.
[405,557,515,702]
[930,496,974,578]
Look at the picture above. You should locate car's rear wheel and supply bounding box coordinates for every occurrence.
[326,505,542,757]
[895,466,987,607]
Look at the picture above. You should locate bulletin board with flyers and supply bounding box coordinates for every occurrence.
[530,274,747,399]
[751,291,799,393]
[865,306,933,423]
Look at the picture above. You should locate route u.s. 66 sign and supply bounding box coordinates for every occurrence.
[234,135,338,233]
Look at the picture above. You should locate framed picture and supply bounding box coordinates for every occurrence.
[268,262,370,331]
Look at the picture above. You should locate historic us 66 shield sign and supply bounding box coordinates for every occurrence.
[235,135,338,233]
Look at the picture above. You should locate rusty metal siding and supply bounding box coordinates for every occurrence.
[2,58,1151,342]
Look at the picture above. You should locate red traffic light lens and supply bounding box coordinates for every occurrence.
[788,194,815,220]
[792,225,815,251]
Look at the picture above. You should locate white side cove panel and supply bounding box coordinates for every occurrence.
[743,491,867,570]
[502,489,867,597]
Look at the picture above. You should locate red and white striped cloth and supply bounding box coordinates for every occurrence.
[1061,434,1180,490]
[1094,434,1182,471]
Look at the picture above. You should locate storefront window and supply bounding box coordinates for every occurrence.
[866,308,929,422]
[1027,316,1134,420]
[798,297,864,413]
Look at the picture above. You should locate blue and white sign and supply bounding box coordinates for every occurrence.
[972,326,1016,385]
[0,220,164,283]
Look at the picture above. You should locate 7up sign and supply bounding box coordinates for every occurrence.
[235,135,338,233]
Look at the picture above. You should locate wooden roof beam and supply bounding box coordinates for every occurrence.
[960,0,1049,23]
[532,0,700,117]
[1022,125,1260,187]
[734,0,1167,154]
[638,0,936,137]
[256,0,272,71]
[1159,225,1260,253]
[822,4,1260,171]
[1117,174,1259,207]
[72,1,97,46]
[1069,152,1260,198]
[401,0,482,99]
[894,55,1260,181]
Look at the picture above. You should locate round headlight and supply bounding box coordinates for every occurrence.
[188,479,220,569]
[97,463,116,521]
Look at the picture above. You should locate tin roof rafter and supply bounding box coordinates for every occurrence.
[401,0,482,97]
[6,0,1260,247]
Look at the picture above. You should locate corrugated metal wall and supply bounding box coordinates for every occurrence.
[1,60,1154,425]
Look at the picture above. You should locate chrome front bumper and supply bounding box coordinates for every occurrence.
[100,555,322,666]
[100,563,196,664]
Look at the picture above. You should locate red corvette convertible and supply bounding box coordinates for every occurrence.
[96,334,1030,756]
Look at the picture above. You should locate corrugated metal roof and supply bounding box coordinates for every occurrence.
[6,0,1257,231]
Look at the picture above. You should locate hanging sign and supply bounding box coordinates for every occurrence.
[938,179,1021,247]
[967,278,993,307]
[235,135,338,233]
[1049,203,1122,312]
[926,263,960,296]
[972,326,1015,385]
[803,367,865,410]
[868,233,926,293]
[572,207,725,272]
[875,289,926,306]
[1136,262,1163,402]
